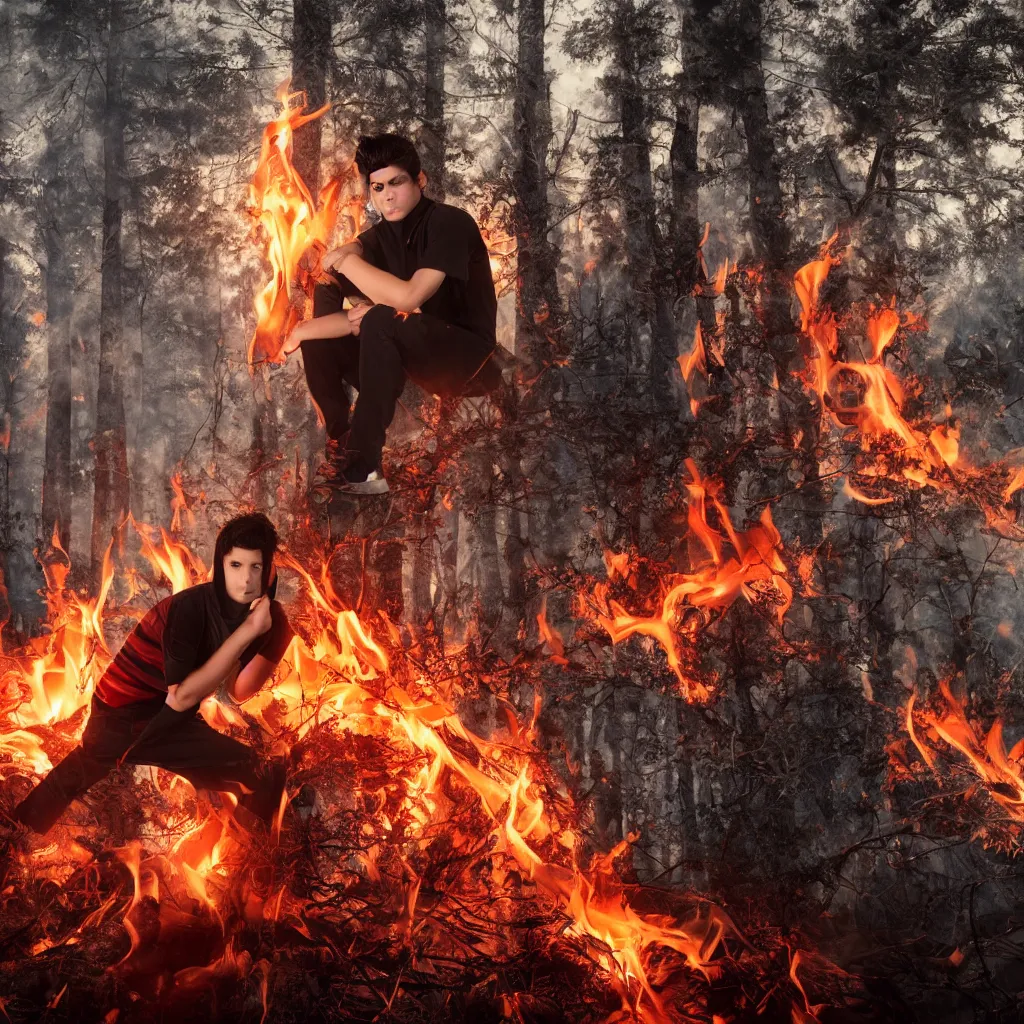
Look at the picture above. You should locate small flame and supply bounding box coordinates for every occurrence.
[583,461,791,701]
[904,680,1024,847]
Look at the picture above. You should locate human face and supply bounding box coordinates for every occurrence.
[368,164,423,222]
[222,547,264,604]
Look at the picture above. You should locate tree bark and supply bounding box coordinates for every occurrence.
[403,2,447,627]
[512,0,562,369]
[610,0,676,404]
[734,0,792,343]
[0,236,11,611]
[40,135,73,551]
[422,0,446,200]
[90,0,130,582]
[291,0,332,198]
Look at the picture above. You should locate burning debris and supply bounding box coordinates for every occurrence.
[0,516,853,1022]
[896,678,1024,856]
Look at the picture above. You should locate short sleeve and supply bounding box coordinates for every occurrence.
[420,208,475,282]
[357,227,387,270]
[254,602,294,667]
[162,593,205,686]
[332,228,385,301]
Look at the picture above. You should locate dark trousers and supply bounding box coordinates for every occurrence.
[300,280,499,468]
[14,695,282,834]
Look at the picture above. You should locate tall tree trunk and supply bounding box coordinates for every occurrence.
[670,0,717,410]
[40,138,73,551]
[512,0,562,369]
[422,0,446,200]
[503,0,564,632]
[611,0,675,404]
[291,0,332,197]
[734,0,792,346]
[90,0,130,581]
[0,236,11,616]
[405,3,447,626]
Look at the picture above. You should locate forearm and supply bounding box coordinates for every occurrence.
[338,255,414,310]
[297,311,354,342]
[168,628,257,709]
[229,654,277,703]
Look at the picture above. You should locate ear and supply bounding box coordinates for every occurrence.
[417,171,427,190]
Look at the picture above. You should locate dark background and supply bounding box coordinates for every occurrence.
[2,0,1024,1019]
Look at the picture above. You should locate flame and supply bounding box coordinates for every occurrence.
[678,322,708,418]
[169,469,194,532]
[246,82,347,365]
[793,240,961,498]
[1,520,210,736]
[3,499,749,1018]
[904,680,1024,847]
[789,949,825,1023]
[537,595,569,665]
[583,460,791,701]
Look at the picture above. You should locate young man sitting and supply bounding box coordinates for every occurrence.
[12,513,293,835]
[283,133,501,495]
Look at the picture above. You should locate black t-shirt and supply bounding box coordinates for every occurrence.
[94,583,293,707]
[339,197,497,346]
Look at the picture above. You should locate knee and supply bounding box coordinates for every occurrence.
[359,304,399,340]
[313,279,343,317]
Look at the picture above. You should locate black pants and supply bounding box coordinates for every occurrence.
[14,695,282,834]
[300,279,499,468]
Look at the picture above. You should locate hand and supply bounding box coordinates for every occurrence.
[282,321,307,356]
[245,595,273,638]
[324,241,361,273]
[347,303,372,336]
[165,684,188,712]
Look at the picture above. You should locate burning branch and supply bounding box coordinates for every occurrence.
[901,679,1024,853]
[577,460,792,702]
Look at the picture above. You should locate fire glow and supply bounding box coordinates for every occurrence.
[0,520,777,1021]
[903,680,1024,852]
[246,83,346,365]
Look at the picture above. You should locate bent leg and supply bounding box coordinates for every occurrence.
[11,696,143,834]
[126,714,285,826]
[301,280,361,444]
[346,306,498,468]
[13,747,114,834]
[348,305,409,470]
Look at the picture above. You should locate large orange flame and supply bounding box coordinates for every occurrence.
[793,241,961,500]
[2,511,743,1018]
[246,82,346,365]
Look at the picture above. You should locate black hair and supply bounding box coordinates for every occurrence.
[213,512,278,599]
[354,134,421,184]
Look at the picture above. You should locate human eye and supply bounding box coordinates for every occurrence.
[229,561,241,568]
[372,182,384,192]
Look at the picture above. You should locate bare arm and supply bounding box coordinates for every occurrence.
[165,597,272,711]
[228,653,278,703]
[334,254,445,313]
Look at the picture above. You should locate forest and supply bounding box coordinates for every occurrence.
[2,0,1024,1021]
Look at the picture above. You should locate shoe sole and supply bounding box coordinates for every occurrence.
[339,477,390,495]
